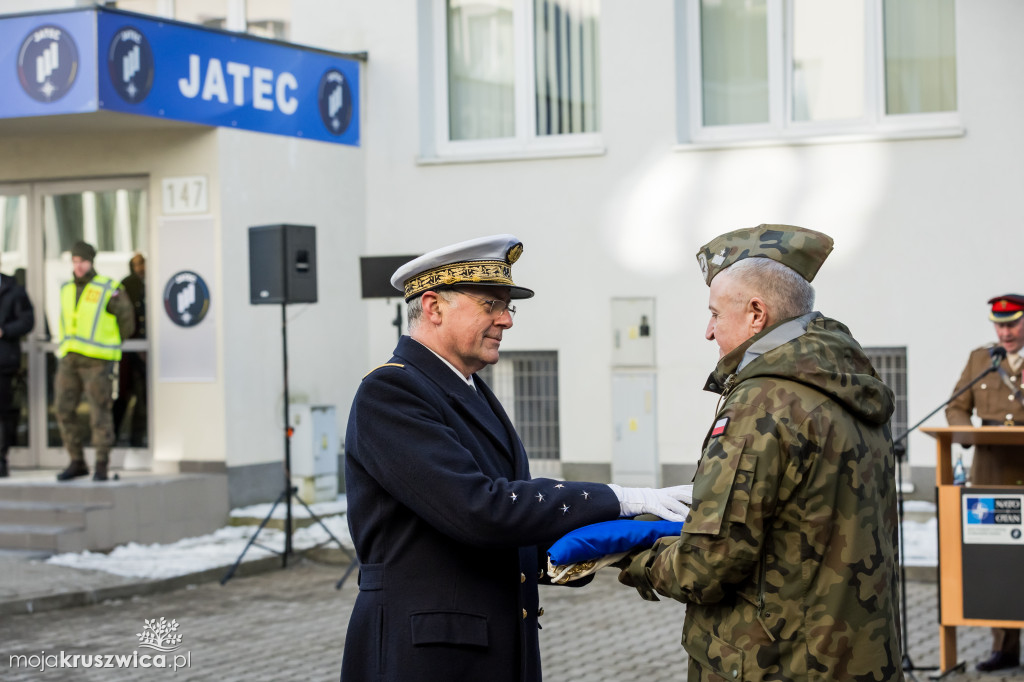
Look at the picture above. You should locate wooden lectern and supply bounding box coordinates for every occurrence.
[921,426,1024,674]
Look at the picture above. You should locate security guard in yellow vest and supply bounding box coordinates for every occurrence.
[55,241,135,482]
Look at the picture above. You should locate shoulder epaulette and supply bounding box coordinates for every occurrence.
[364,362,405,379]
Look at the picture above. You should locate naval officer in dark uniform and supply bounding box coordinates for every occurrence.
[946,293,1024,672]
[340,234,691,682]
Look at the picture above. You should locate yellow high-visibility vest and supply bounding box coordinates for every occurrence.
[58,275,122,360]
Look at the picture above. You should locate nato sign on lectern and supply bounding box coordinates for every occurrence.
[921,426,1024,675]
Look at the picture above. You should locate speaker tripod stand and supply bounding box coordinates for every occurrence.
[221,302,357,586]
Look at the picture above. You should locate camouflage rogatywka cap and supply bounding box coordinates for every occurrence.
[696,224,834,286]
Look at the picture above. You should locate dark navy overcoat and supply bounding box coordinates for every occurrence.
[340,336,619,682]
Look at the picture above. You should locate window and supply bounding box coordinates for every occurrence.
[882,0,955,116]
[43,189,148,257]
[431,0,601,159]
[110,0,291,41]
[684,0,958,144]
[0,193,27,259]
[864,346,908,453]
[478,351,561,466]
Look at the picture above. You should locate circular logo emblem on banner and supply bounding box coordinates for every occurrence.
[107,26,154,103]
[318,69,353,136]
[17,25,79,102]
[163,271,211,327]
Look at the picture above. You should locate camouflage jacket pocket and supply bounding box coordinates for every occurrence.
[684,625,745,682]
[685,435,754,536]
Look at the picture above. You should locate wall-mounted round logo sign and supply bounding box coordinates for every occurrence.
[163,271,210,327]
[318,69,353,136]
[107,26,154,103]
[17,24,79,102]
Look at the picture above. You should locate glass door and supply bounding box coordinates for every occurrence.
[0,178,150,469]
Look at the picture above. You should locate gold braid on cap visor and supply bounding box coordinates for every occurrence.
[403,260,514,299]
[991,311,1024,323]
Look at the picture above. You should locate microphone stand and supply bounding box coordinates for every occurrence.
[890,350,1003,679]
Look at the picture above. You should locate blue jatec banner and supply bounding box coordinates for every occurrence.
[0,8,360,146]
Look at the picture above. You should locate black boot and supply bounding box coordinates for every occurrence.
[0,457,8,478]
[92,462,109,482]
[976,652,1019,672]
[56,461,89,481]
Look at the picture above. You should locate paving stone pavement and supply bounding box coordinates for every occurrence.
[0,559,1019,681]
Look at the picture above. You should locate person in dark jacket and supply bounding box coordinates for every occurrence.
[341,234,691,682]
[0,260,35,477]
[112,252,147,446]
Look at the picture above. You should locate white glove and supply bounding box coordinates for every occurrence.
[607,484,693,522]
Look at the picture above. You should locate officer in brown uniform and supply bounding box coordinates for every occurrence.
[54,241,135,482]
[945,293,1024,672]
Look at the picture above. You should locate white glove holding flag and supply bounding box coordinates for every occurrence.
[607,484,693,522]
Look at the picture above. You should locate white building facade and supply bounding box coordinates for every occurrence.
[342,0,1013,495]
[1,0,1016,506]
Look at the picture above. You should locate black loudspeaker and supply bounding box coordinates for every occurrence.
[359,255,420,299]
[248,224,318,304]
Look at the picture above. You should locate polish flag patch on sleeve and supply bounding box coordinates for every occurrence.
[711,417,729,437]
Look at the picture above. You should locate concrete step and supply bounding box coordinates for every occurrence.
[0,499,114,526]
[0,523,88,553]
[0,471,230,553]
[0,479,120,504]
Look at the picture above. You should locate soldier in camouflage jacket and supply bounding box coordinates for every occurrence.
[621,225,904,681]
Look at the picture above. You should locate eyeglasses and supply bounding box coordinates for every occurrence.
[456,291,516,319]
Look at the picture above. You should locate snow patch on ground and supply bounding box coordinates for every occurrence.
[46,498,352,579]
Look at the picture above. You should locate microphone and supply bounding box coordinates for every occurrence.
[989,345,1007,368]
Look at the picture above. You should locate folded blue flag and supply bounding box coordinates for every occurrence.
[547,519,684,565]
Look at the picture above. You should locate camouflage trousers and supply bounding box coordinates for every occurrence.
[54,353,116,464]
